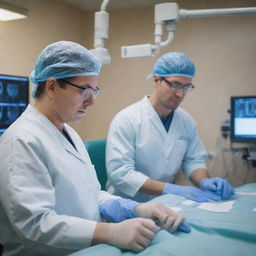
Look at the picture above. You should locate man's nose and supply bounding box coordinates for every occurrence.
[175,88,185,98]
[84,94,95,106]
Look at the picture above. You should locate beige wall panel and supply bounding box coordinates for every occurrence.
[1,0,255,185]
[74,0,256,185]
[0,0,93,100]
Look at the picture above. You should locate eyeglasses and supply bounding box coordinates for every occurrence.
[160,77,195,94]
[59,79,100,100]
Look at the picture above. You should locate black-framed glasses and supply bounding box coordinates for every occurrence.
[59,79,100,100]
[161,77,195,94]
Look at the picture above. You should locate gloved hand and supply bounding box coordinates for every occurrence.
[162,183,222,202]
[135,202,190,233]
[106,218,160,252]
[99,198,139,222]
[177,221,191,233]
[200,177,234,200]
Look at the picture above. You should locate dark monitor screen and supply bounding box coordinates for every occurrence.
[230,96,256,143]
[0,74,29,135]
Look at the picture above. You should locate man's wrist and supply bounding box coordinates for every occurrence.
[92,222,109,245]
[139,178,166,195]
[124,199,140,218]
[199,177,209,188]
[162,183,172,194]
[190,169,209,186]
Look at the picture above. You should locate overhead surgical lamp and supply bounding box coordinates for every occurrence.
[121,3,256,58]
[0,0,28,21]
[90,0,111,65]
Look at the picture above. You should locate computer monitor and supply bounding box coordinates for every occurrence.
[230,96,256,143]
[0,74,29,135]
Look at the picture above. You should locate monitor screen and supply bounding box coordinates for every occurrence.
[230,96,256,143]
[0,74,29,135]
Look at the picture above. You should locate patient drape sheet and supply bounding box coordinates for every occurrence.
[70,183,256,256]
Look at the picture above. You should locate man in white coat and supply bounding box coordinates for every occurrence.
[0,42,189,256]
[106,52,234,203]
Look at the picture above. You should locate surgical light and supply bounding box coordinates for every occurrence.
[121,3,256,59]
[0,0,28,21]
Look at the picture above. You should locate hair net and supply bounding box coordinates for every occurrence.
[148,52,196,78]
[30,41,101,96]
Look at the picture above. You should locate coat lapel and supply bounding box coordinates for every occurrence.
[60,126,86,163]
[143,97,177,156]
[143,97,167,138]
[27,105,86,163]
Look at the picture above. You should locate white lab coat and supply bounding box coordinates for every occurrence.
[106,96,208,202]
[0,105,115,256]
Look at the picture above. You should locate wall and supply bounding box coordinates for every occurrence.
[0,0,93,96]
[72,0,256,185]
[1,0,256,186]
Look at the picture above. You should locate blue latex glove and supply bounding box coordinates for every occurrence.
[99,198,139,222]
[154,218,191,233]
[177,220,191,233]
[162,183,222,202]
[200,177,234,200]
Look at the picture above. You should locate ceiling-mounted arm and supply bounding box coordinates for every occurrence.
[179,7,256,19]
[90,0,111,65]
[121,3,256,59]
[100,0,109,11]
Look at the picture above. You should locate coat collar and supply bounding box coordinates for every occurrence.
[141,97,178,155]
[142,96,169,135]
[61,125,87,163]
[26,105,86,163]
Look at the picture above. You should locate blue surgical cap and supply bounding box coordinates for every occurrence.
[149,52,196,78]
[30,41,101,96]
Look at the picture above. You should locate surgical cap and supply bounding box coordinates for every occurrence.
[149,52,196,78]
[30,41,101,95]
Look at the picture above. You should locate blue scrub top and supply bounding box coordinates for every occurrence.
[161,110,174,132]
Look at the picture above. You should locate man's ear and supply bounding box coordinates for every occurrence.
[153,76,161,87]
[45,78,57,97]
